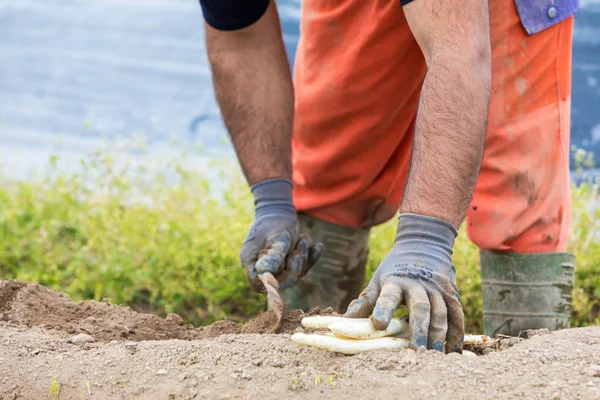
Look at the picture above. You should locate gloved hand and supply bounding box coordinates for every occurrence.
[344,213,465,353]
[240,178,324,292]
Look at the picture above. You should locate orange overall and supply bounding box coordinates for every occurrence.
[291,0,574,253]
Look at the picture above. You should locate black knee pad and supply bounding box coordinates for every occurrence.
[199,0,270,31]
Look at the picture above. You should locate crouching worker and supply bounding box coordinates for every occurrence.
[198,0,577,352]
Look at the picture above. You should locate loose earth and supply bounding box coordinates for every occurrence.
[1,280,599,399]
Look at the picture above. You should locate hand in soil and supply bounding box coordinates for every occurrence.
[241,218,323,292]
[344,214,464,354]
[241,179,324,292]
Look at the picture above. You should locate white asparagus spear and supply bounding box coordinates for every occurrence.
[300,315,407,335]
[293,333,482,356]
[300,316,489,354]
[328,317,408,340]
[463,334,492,345]
[291,332,409,355]
[300,316,347,329]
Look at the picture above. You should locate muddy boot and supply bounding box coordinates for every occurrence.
[282,213,370,313]
[481,251,576,337]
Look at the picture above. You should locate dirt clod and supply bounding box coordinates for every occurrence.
[68,333,95,344]
[241,309,304,334]
[588,365,600,377]
[522,328,551,339]
[125,342,138,354]
[166,313,184,326]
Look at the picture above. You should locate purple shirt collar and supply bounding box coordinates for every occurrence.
[514,0,580,35]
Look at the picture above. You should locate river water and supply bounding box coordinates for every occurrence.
[0,0,599,181]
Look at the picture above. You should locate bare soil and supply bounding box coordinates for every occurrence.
[1,280,599,400]
[0,280,310,341]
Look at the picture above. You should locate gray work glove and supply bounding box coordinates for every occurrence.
[240,178,324,292]
[344,213,465,353]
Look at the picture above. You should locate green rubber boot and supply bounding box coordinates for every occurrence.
[282,213,370,313]
[480,251,575,337]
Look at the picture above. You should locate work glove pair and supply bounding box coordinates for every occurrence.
[240,178,465,353]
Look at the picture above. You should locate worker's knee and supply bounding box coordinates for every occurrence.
[281,213,370,313]
[199,0,270,31]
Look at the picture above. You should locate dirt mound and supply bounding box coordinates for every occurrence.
[0,280,321,341]
[0,279,510,352]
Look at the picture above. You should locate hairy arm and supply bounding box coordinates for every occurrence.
[205,0,293,185]
[401,0,492,228]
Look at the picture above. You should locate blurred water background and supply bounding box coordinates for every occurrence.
[0,0,599,183]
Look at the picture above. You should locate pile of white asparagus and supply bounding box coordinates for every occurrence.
[291,315,487,356]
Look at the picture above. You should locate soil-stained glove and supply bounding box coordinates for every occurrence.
[240,178,324,292]
[344,213,465,353]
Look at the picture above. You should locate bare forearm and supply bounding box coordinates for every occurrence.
[401,50,491,228]
[205,1,293,185]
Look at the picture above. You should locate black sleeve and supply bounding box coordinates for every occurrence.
[199,0,270,31]
[400,0,415,5]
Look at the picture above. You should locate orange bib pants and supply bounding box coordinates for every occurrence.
[291,0,574,253]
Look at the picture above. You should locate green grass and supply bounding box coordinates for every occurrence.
[0,145,598,333]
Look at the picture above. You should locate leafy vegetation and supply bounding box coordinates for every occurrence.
[49,378,60,400]
[0,144,598,333]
